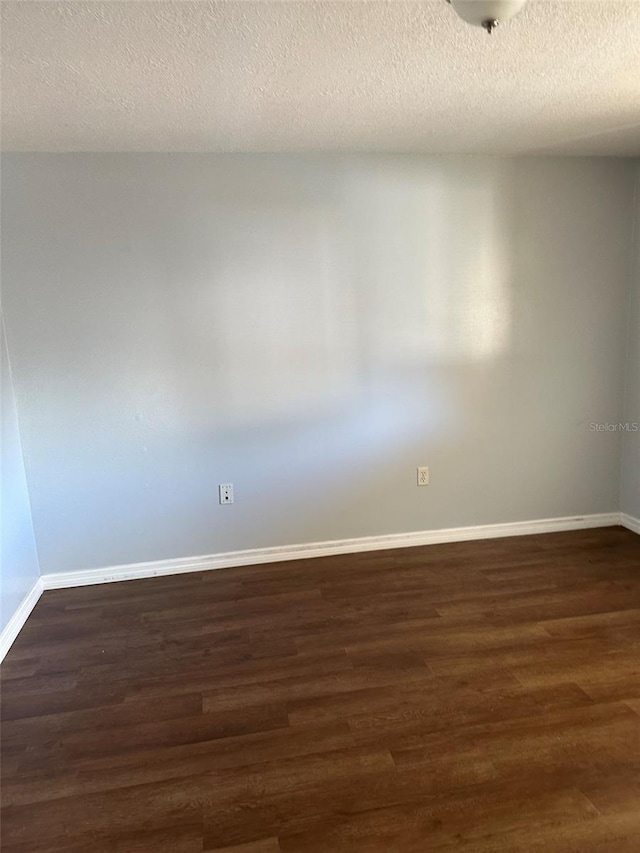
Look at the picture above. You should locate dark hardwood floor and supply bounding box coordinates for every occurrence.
[2,526,640,852]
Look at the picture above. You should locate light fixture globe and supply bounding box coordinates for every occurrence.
[447,0,528,33]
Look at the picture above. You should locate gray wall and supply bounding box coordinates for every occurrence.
[2,154,636,574]
[1,310,40,631]
[620,164,640,519]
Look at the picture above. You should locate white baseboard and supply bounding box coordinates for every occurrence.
[621,513,640,535]
[1,512,630,661]
[40,512,621,591]
[0,509,628,661]
[0,577,43,663]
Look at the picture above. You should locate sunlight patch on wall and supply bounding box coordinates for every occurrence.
[344,161,512,367]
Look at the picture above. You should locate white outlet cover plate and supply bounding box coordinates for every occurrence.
[417,467,430,486]
[219,483,234,504]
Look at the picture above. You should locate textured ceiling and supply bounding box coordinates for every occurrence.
[2,0,640,154]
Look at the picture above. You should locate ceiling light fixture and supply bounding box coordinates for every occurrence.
[446,0,528,34]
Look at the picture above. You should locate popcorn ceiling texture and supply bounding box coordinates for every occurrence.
[2,0,639,154]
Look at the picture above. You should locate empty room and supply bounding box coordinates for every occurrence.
[1,1,640,850]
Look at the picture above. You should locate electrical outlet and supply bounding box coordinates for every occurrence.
[417,467,430,486]
[219,483,234,504]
